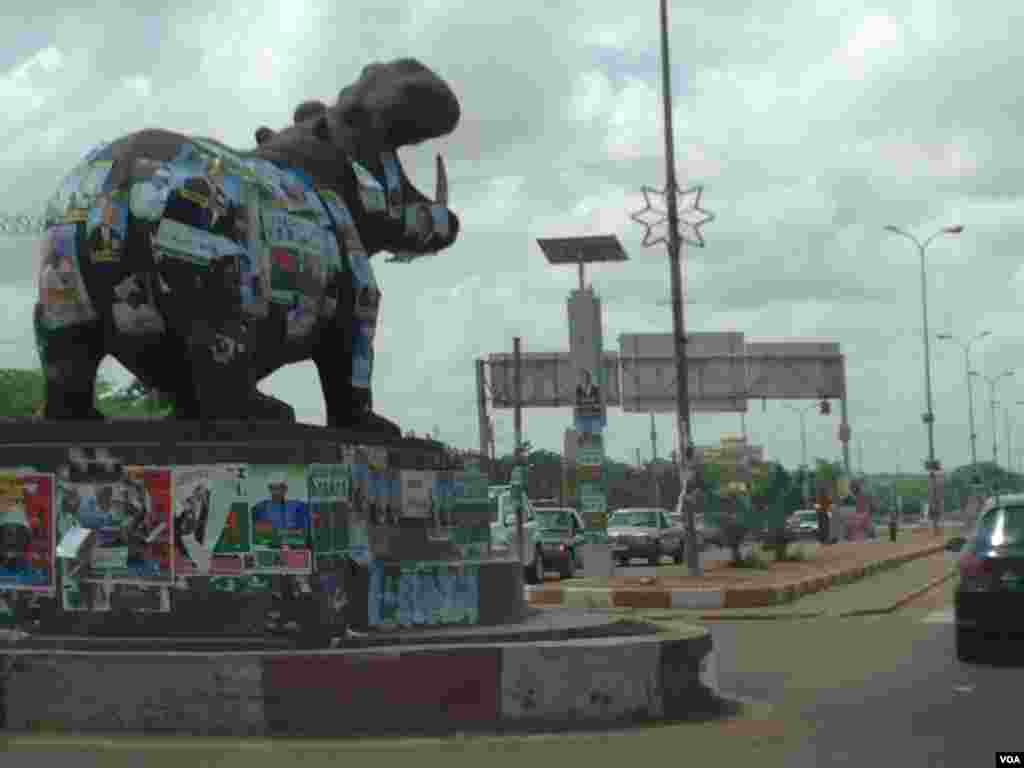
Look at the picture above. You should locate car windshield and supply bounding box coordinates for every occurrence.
[535,510,573,529]
[975,505,1024,547]
[609,510,658,527]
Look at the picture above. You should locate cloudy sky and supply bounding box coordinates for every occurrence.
[0,1,1020,476]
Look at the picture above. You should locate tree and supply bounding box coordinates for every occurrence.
[0,369,46,419]
[0,368,172,420]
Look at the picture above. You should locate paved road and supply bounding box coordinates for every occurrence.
[5,552,1011,767]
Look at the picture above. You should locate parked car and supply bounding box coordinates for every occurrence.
[533,507,586,579]
[789,509,821,541]
[489,486,546,585]
[607,507,684,566]
[949,493,1024,662]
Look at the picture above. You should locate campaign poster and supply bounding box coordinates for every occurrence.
[401,470,433,520]
[37,223,97,332]
[368,562,480,628]
[308,463,351,556]
[0,473,55,594]
[173,464,247,575]
[346,447,374,564]
[569,289,607,434]
[242,464,313,574]
[56,463,172,585]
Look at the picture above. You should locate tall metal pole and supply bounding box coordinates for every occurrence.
[650,413,661,508]
[917,239,938,480]
[966,344,979,467]
[887,224,964,528]
[991,379,1000,469]
[476,359,490,462]
[1006,406,1013,481]
[658,0,699,576]
[513,337,526,564]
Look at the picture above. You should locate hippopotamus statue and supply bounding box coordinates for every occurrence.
[34,58,460,438]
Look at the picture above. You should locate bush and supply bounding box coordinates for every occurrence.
[777,545,808,562]
[731,545,770,569]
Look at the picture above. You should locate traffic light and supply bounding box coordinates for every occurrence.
[819,399,830,415]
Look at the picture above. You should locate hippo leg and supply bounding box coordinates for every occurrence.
[34,306,105,420]
[313,276,401,439]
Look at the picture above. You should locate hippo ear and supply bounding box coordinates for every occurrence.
[255,126,275,145]
[293,100,328,124]
[335,58,460,148]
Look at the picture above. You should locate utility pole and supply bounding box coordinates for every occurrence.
[660,0,696,575]
[513,337,526,564]
[650,413,661,508]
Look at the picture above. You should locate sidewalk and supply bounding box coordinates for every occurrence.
[528,530,949,611]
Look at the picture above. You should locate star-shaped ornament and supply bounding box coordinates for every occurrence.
[630,184,715,248]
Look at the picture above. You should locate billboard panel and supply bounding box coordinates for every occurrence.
[487,352,620,408]
[745,341,844,399]
[618,332,748,413]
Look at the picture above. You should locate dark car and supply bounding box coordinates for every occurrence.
[950,494,1024,662]
[607,508,684,566]
[534,507,585,579]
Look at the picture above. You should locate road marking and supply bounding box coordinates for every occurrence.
[921,607,954,624]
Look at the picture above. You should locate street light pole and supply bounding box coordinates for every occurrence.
[975,369,1014,502]
[885,224,964,530]
[938,331,991,471]
[656,0,701,576]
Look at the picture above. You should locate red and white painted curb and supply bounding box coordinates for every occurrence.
[526,543,948,610]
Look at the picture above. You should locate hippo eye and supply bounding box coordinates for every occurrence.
[313,116,331,142]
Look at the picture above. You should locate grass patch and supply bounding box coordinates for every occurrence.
[774,545,808,562]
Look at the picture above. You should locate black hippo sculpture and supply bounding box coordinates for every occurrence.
[34,58,461,439]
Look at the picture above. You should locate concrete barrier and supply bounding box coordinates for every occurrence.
[0,628,712,736]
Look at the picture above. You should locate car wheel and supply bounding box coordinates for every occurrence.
[617,556,629,568]
[673,542,685,564]
[524,548,545,585]
[560,550,576,580]
[956,626,984,663]
[648,546,661,567]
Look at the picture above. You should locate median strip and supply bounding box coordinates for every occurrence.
[527,536,948,611]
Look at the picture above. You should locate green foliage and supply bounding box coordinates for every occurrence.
[814,459,843,494]
[732,546,770,569]
[0,368,172,420]
[0,369,46,418]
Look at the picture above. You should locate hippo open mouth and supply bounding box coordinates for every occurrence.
[256,58,461,263]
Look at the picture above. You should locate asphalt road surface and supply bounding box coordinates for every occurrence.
[4,552,1009,767]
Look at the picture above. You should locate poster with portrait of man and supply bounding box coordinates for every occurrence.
[569,289,606,434]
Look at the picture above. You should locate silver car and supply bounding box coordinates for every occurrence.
[607,508,684,566]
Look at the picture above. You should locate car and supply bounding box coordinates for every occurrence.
[789,509,822,541]
[532,507,586,579]
[607,507,684,566]
[488,486,547,585]
[949,492,1024,662]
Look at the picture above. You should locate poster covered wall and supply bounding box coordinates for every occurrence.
[57,464,172,584]
[0,473,55,594]
[172,464,246,576]
[367,562,480,628]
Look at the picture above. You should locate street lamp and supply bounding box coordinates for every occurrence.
[937,330,991,470]
[972,368,1014,501]
[783,402,817,504]
[884,223,963,529]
